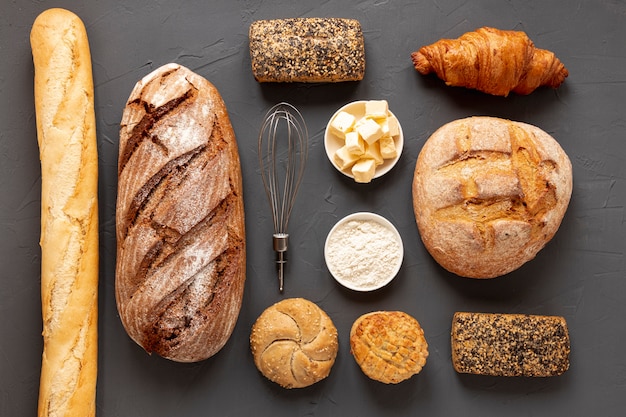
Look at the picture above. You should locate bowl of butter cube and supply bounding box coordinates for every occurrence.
[324,100,403,183]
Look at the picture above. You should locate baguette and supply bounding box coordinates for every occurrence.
[249,18,365,82]
[451,312,570,377]
[116,63,246,362]
[31,8,99,416]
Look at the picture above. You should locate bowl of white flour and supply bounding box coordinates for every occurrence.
[324,212,403,291]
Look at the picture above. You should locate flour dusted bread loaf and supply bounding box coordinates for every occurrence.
[116,63,245,362]
[451,312,570,377]
[250,298,338,388]
[412,117,572,278]
[249,18,365,82]
[350,311,428,384]
[31,8,99,416]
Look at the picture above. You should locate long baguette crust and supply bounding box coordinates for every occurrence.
[116,63,246,362]
[31,8,99,417]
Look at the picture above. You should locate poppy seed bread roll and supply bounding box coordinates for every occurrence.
[116,63,245,362]
[249,18,365,82]
[412,116,572,278]
[451,312,570,377]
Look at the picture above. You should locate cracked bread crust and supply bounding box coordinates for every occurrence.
[116,63,245,362]
[250,298,338,389]
[350,311,428,384]
[412,116,572,278]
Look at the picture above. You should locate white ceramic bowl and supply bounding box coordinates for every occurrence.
[324,212,404,291]
[324,100,404,181]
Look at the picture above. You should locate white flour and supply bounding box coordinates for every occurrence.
[326,219,401,289]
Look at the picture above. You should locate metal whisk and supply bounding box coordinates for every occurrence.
[258,102,308,292]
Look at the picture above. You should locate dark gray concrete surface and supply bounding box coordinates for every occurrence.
[2,0,625,415]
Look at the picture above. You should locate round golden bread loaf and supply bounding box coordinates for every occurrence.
[250,298,338,389]
[350,311,428,384]
[412,116,573,278]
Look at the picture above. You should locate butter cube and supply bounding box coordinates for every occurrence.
[329,111,356,139]
[357,118,383,145]
[365,100,389,119]
[352,158,377,183]
[363,141,384,165]
[379,117,390,137]
[333,146,360,170]
[387,115,400,137]
[379,135,397,159]
[344,131,365,155]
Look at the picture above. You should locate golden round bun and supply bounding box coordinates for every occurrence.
[250,298,338,389]
[350,311,428,384]
[412,116,573,278]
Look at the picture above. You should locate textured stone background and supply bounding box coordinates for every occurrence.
[2,1,625,415]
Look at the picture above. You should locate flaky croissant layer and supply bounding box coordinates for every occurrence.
[412,27,568,96]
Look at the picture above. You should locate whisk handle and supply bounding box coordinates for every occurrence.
[273,233,288,292]
[273,233,288,252]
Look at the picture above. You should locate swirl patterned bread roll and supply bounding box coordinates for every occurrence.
[249,18,365,82]
[116,63,245,362]
[250,298,338,388]
[31,8,99,416]
[451,312,570,377]
[412,117,572,278]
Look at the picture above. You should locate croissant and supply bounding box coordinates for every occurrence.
[411,27,568,96]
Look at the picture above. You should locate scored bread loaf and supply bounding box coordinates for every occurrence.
[250,298,338,388]
[249,18,365,82]
[116,63,246,362]
[31,8,99,416]
[451,312,570,377]
[412,116,572,278]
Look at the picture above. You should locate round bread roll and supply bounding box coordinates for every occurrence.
[413,116,572,278]
[250,298,338,389]
[350,311,428,384]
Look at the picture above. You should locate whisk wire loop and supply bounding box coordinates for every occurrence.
[258,102,308,292]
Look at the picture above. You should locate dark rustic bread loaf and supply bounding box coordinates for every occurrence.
[451,312,570,377]
[116,63,245,362]
[412,116,572,278]
[249,18,365,82]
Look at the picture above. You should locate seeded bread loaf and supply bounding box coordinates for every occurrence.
[451,312,570,377]
[116,63,245,362]
[250,298,338,388]
[412,116,572,278]
[249,18,365,82]
[350,311,428,384]
[31,8,99,416]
